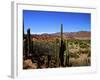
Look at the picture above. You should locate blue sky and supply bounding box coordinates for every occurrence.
[23,10,91,34]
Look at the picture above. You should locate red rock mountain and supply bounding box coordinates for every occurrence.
[31,31,90,41]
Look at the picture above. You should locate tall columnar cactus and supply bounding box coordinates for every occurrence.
[27,28,32,57]
[61,24,63,41]
[63,40,67,66]
[23,28,33,58]
[55,38,60,67]
[65,40,70,66]
[59,24,66,67]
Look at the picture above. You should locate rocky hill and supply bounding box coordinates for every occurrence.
[30,31,90,41]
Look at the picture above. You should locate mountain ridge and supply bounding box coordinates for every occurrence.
[24,31,90,41]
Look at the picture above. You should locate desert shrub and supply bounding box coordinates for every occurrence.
[79,40,91,49]
[69,52,79,59]
[86,40,91,44]
[69,42,73,45]
[32,41,56,55]
[74,40,79,45]
[80,49,90,54]
[87,50,91,57]
[69,57,90,66]
[48,56,57,68]
[23,59,37,69]
[80,43,87,48]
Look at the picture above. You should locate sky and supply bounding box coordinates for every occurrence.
[23,10,91,34]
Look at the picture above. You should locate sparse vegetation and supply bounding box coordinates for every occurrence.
[23,38,91,69]
[23,26,91,69]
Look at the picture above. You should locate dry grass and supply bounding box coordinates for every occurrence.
[23,59,37,69]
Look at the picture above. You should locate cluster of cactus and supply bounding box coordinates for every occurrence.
[23,24,71,68]
[23,28,33,58]
[54,24,70,67]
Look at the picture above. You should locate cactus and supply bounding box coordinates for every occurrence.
[55,38,60,67]
[25,28,33,57]
[59,24,66,67]
[63,40,67,66]
[66,40,70,66]
[27,28,30,56]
